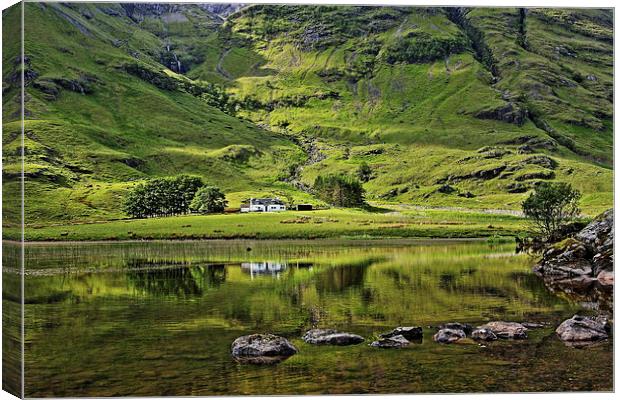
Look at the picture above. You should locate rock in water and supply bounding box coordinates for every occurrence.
[379,326,423,341]
[438,322,473,335]
[556,315,610,344]
[433,329,466,344]
[302,329,364,346]
[471,328,498,341]
[370,334,410,348]
[231,334,297,364]
[478,321,528,339]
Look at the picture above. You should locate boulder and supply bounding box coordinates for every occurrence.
[471,328,498,341]
[379,326,423,341]
[556,315,610,344]
[231,334,297,364]
[370,334,410,348]
[575,209,613,253]
[433,328,466,344]
[478,321,528,339]
[302,329,364,346]
[438,322,473,335]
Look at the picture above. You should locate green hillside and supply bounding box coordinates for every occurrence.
[2,3,613,230]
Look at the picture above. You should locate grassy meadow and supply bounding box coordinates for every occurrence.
[8,208,527,242]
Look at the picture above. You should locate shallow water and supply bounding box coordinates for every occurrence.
[7,239,613,396]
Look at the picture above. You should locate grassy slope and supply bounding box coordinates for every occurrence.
[3,3,310,226]
[196,5,612,213]
[1,4,613,239]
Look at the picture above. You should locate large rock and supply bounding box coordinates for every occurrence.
[478,321,528,339]
[471,328,498,341]
[231,334,297,364]
[534,209,613,279]
[433,329,466,344]
[302,329,364,346]
[370,334,410,348]
[556,315,610,344]
[576,209,613,254]
[379,326,423,341]
[438,322,473,335]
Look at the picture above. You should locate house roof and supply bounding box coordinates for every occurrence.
[250,198,285,205]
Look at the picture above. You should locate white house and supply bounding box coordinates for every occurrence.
[240,198,286,213]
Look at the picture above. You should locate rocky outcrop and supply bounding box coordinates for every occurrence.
[473,102,527,125]
[556,315,610,346]
[302,329,364,346]
[477,321,528,339]
[231,334,297,364]
[534,209,613,284]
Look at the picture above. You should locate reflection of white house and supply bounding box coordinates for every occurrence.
[241,262,287,279]
[240,198,286,213]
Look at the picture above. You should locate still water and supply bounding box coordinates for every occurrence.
[9,239,614,395]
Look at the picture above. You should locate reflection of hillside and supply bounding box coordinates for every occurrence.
[314,258,375,293]
[127,264,226,297]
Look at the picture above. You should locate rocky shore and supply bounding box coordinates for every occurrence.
[533,209,613,285]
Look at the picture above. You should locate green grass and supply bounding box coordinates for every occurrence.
[9,208,529,241]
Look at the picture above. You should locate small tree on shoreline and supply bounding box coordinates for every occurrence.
[521,182,581,239]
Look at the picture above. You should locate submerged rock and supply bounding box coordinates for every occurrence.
[433,329,466,344]
[370,334,410,348]
[478,321,528,339]
[231,334,297,364]
[438,322,473,335]
[471,328,498,341]
[379,326,423,341]
[556,315,610,345]
[302,329,364,346]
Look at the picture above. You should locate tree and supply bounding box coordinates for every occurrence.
[356,162,372,182]
[123,175,204,218]
[190,186,228,214]
[521,182,581,239]
[313,174,365,207]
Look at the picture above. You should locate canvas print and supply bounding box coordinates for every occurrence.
[1,1,614,397]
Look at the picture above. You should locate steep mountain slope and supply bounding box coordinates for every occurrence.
[2,3,613,227]
[193,5,612,211]
[3,3,305,225]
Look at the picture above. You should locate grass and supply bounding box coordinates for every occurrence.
[9,208,529,242]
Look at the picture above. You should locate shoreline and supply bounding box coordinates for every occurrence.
[4,236,495,246]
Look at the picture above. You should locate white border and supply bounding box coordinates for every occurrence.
[0,1,617,400]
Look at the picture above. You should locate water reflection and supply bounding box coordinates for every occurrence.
[241,261,287,278]
[16,240,613,396]
[127,264,227,297]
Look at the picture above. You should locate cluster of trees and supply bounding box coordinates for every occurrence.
[314,174,366,207]
[123,175,227,218]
